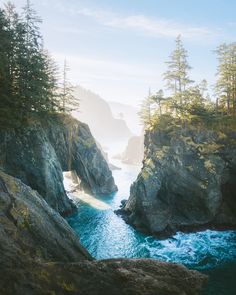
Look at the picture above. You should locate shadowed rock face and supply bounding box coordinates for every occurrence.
[121,127,236,238]
[0,171,207,295]
[1,259,207,295]
[0,114,117,215]
[0,170,92,264]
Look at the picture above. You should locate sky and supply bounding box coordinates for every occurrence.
[1,0,236,106]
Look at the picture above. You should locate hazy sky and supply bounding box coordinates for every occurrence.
[1,0,236,106]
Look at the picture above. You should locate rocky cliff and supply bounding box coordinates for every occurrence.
[120,135,144,165]
[0,170,207,295]
[0,170,92,262]
[0,114,117,215]
[121,122,236,238]
[72,86,133,143]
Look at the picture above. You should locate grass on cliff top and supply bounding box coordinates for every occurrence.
[0,108,79,130]
[150,112,236,135]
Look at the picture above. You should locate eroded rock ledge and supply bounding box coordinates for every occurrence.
[120,125,236,238]
[0,171,207,295]
[0,114,117,215]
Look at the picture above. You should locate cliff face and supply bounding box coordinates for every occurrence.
[122,125,236,238]
[72,86,133,143]
[121,135,144,165]
[0,170,92,263]
[0,114,117,215]
[0,170,207,295]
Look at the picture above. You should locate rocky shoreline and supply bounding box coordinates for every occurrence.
[119,125,236,238]
[0,170,207,295]
[0,115,207,294]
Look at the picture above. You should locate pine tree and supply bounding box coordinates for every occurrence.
[21,0,43,113]
[199,79,208,98]
[215,43,236,114]
[163,35,193,106]
[150,89,164,116]
[38,50,59,112]
[0,3,26,123]
[0,7,13,122]
[139,88,153,128]
[0,1,62,126]
[60,59,79,113]
[20,0,60,115]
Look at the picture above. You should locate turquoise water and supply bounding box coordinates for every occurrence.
[67,161,236,294]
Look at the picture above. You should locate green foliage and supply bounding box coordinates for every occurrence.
[215,43,236,114]
[150,89,165,116]
[60,59,79,113]
[139,36,236,133]
[139,89,169,128]
[138,89,153,128]
[163,35,193,103]
[0,1,76,128]
[151,113,178,131]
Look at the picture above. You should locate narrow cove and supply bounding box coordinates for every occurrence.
[66,160,236,295]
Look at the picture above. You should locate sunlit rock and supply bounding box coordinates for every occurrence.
[121,125,236,238]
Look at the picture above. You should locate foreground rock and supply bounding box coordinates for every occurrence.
[0,114,117,215]
[1,259,207,295]
[121,123,236,238]
[0,171,207,295]
[0,170,91,262]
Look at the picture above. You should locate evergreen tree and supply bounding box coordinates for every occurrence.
[0,1,62,126]
[60,59,79,113]
[0,7,13,122]
[139,88,153,128]
[150,89,165,116]
[163,35,193,106]
[21,0,43,113]
[20,0,60,115]
[199,79,208,98]
[215,43,236,114]
[39,50,59,112]
[0,3,26,123]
